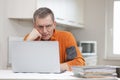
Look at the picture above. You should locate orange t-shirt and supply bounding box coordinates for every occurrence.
[24,30,85,68]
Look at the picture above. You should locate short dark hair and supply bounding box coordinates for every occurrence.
[33,7,54,23]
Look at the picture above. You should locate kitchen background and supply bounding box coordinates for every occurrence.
[0,0,120,69]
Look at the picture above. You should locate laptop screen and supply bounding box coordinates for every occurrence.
[9,40,60,73]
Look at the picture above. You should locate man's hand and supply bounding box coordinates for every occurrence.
[26,28,41,41]
[60,63,70,71]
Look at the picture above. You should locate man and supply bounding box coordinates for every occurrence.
[24,7,85,71]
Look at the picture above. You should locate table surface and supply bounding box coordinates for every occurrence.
[0,70,79,79]
[0,70,119,80]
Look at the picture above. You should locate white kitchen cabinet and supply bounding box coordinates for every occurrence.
[7,0,84,28]
[7,0,36,19]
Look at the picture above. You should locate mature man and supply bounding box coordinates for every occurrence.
[24,7,85,71]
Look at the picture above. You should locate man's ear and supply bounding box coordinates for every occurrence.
[53,21,56,29]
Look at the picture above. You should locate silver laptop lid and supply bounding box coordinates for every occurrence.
[10,41,60,73]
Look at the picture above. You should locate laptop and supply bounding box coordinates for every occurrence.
[9,40,61,73]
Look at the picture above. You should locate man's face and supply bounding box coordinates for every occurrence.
[34,15,56,40]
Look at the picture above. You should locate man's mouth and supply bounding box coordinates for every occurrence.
[42,34,48,37]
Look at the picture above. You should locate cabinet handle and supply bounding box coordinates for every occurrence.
[68,20,84,25]
[78,22,84,25]
[56,18,64,20]
[68,20,75,23]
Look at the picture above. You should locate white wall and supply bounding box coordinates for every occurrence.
[0,0,5,69]
[0,0,33,69]
[0,0,3,69]
[71,0,120,66]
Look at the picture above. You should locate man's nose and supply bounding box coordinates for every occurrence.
[43,26,47,33]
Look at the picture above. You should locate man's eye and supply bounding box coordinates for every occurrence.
[46,25,52,27]
[38,26,43,28]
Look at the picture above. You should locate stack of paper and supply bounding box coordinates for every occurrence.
[72,65,118,78]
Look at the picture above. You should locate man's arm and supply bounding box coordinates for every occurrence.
[24,28,41,41]
[62,32,85,71]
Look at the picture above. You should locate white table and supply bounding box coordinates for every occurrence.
[0,70,119,80]
[0,70,79,80]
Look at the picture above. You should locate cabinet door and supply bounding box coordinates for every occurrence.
[37,0,63,19]
[7,0,35,18]
[63,0,84,25]
[37,0,84,27]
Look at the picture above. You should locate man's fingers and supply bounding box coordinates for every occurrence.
[26,28,41,41]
